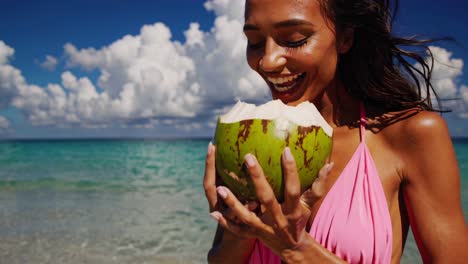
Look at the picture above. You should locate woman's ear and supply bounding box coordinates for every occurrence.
[338,27,354,54]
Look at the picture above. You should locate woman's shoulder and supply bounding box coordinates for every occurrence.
[365,108,450,155]
[382,109,450,146]
[376,110,452,167]
[375,110,454,183]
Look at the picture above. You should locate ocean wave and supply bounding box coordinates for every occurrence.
[0,178,139,192]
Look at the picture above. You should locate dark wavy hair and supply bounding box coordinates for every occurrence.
[319,0,447,112]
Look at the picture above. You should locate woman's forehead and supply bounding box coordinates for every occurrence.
[244,0,324,26]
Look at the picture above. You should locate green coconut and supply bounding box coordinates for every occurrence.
[214,100,333,202]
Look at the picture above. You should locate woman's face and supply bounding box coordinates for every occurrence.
[244,0,344,105]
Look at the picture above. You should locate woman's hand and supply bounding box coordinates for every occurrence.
[210,147,334,260]
[203,142,223,215]
[204,142,258,263]
[204,142,258,231]
[301,161,334,211]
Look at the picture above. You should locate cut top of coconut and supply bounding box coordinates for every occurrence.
[220,100,333,137]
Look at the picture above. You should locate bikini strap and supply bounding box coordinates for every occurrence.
[360,102,366,143]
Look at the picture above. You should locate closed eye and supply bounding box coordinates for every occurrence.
[284,38,308,48]
[247,41,265,50]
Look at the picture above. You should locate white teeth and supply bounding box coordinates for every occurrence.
[266,73,304,92]
[274,84,295,92]
[267,73,302,84]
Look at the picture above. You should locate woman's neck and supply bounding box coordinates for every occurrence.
[312,79,361,129]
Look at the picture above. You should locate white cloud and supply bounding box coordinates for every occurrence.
[429,46,463,98]
[185,2,269,105]
[0,42,22,109]
[461,85,468,103]
[175,121,203,132]
[64,43,104,71]
[459,85,468,118]
[40,55,58,71]
[184,23,205,48]
[1,23,203,128]
[0,116,9,129]
[204,0,245,21]
[64,22,201,120]
[418,46,468,118]
[0,41,14,65]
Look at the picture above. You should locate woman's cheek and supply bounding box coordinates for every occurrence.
[246,50,259,71]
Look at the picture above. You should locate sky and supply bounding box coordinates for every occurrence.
[0,0,467,139]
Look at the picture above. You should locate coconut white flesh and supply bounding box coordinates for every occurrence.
[220,100,333,137]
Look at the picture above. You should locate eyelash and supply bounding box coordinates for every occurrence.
[247,38,308,51]
[285,38,308,51]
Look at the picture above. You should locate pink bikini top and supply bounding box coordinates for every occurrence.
[249,104,393,264]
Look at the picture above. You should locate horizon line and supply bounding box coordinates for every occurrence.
[0,136,467,142]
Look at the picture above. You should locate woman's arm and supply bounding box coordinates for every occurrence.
[207,224,257,263]
[400,112,468,263]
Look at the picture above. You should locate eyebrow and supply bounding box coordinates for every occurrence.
[243,19,314,31]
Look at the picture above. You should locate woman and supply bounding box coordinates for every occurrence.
[204,0,468,263]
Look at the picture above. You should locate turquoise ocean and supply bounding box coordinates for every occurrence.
[0,139,467,263]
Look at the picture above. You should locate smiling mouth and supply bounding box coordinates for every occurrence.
[266,73,306,93]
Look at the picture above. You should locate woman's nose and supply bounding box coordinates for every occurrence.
[259,38,287,73]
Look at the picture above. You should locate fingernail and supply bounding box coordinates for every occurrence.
[217,186,228,199]
[207,141,213,155]
[283,147,294,161]
[246,201,259,210]
[210,211,222,221]
[244,154,256,168]
[327,162,334,173]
